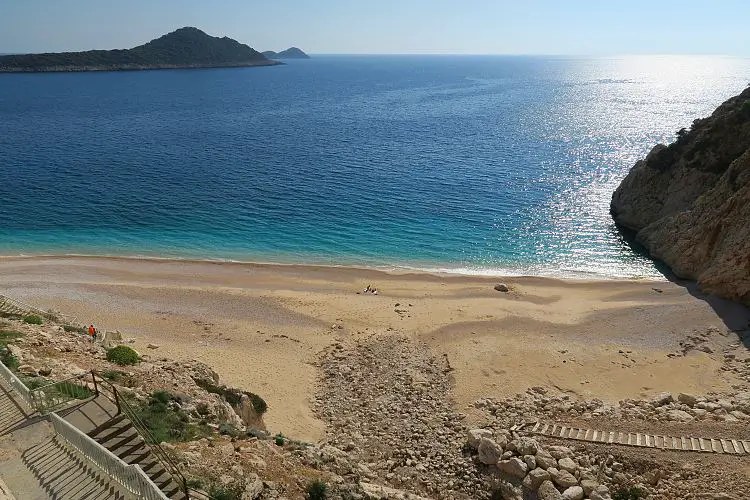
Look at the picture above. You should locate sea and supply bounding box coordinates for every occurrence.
[1,55,749,278]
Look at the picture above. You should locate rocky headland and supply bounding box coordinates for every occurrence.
[0,27,279,72]
[611,86,750,306]
[262,47,310,59]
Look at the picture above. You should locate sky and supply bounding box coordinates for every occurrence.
[1,0,750,56]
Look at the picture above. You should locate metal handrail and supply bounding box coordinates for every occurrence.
[29,372,97,414]
[0,293,58,320]
[93,373,189,497]
[0,358,33,407]
[50,413,169,500]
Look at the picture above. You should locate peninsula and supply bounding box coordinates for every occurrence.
[262,47,310,59]
[0,27,280,73]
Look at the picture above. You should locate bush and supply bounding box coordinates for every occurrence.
[107,345,140,365]
[150,390,172,405]
[613,486,648,500]
[274,433,285,446]
[0,329,24,349]
[0,351,19,371]
[218,422,240,437]
[101,370,123,382]
[129,392,211,444]
[23,314,43,325]
[207,483,244,500]
[307,480,328,500]
[193,379,268,414]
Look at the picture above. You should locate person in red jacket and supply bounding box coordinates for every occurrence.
[88,324,96,342]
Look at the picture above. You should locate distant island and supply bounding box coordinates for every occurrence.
[0,27,280,73]
[262,47,310,59]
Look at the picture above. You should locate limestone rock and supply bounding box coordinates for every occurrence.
[359,482,431,500]
[610,86,750,307]
[678,392,698,406]
[535,449,557,470]
[547,445,573,460]
[494,283,510,292]
[242,474,263,500]
[650,392,674,407]
[509,437,538,456]
[562,486,584,500]
[477,437,504,465]
[589,484,613,500]
[580,479,600,496]
[523,468,551,491]
[667,409,694,422]
[467,428,492,450]
[498,457,528,478]
[557,457,577,473]
[548,467,578,489]
[537,480,563,500]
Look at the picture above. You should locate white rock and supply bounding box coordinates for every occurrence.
[557,457,578,473]
[580,479,600,495]
[498,457,528,478]
[547,445,573,460]
[667,409,694,422]
[548,467,578,489]
[678,392,698,406]
[147,343,160,349]
[359,482,430,500]
[467,428,492,450]
[589,484,613,500]
[535,450,557,470]
[537,480,563,500]
[650,392,674,406]
[562,486,584,500]
[242,474,263,500]
[510,436,538,456]
[523,468,551,491]
[477,437,504,465]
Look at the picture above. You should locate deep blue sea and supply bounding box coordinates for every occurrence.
[2,55,750,277]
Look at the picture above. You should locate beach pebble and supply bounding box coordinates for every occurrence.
[147,343,160,349]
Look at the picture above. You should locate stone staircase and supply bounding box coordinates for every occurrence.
[87,415,187,499]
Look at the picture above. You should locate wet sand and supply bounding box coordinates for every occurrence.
[0,255,744,441]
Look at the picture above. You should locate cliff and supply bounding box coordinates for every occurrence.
[262,47,310,59]
[611,86,750,306]
[0,27,279,72]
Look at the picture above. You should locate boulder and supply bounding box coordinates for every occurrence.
[547,445,573,460]
[589,485,613,500]
[537,480,563,500]
[17,364,38,377]
[467,428,493,450]
[580,479,600,496]
[650,392,674,407]
[678,392,698,406]
[667,409,694,422]
[498,457,528,478]
[548,467,578,489]
[523,468,551,491]
[242,474,263,500]
[509,437,538,456]
[478,437,504,465]
[359,482,431,500]
[494,283,510,292]
[535,450,558,470]
[562,486,584,500]
[557,457,578,473]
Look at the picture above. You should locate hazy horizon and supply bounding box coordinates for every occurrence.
[2,0,750,57]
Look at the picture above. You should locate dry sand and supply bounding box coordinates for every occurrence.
[0,255,746,442]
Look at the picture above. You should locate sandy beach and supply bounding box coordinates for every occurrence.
[0,255,746,442]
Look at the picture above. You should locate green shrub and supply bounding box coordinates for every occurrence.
[0,329,24,349]
[107,345,140,365]
[150,390,172,405]
[274,433,285,446]
[207,483,244,500]
[613,486,648,500]
[23,314,43,325]
[307,480,328,500]
[63,324,87,334]
[128,393,211,444]
[193,379,268,414]
[0,351,19,371]
[218,422,240,437]
[55,381,94,400]
[101,370,123,382]
[186,478,204,489]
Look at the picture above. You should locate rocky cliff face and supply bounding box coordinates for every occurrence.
[611,87,750,306]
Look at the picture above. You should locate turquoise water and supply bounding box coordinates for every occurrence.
[1,55,749,277]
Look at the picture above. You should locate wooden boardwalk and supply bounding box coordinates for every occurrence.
[512,422,750,456]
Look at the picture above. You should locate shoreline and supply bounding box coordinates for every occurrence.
[0,253,666,282]
[1,254,744,442]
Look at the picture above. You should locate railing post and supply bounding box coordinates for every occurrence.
[112,384,121,414]
[91,370,99,396]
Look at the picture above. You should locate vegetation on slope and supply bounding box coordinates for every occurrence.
[0,27,277,72]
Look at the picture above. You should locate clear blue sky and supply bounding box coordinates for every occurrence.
[2,0,749,55]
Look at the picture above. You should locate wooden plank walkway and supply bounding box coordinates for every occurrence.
[511,422,750,456]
